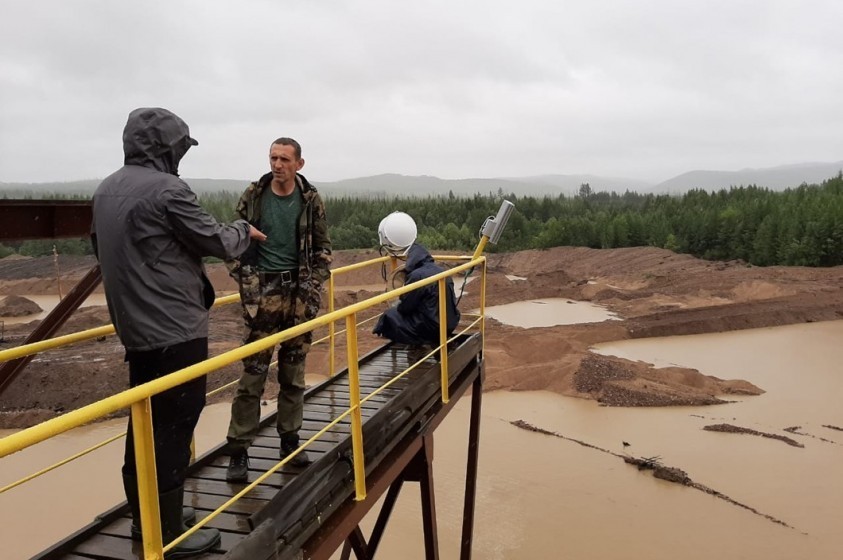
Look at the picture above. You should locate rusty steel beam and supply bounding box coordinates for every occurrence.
[0,199,98,397]
[0,199,93,241]
[0,265,102,397]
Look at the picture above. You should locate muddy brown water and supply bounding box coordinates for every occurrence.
[483,298,619,327]
[0,294,108,325]
[2,321,842,559]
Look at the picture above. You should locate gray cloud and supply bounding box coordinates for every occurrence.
[2,0,842,184]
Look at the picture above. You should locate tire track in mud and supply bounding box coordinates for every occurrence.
[510,419,802,532]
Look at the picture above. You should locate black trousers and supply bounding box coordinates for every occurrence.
[122,338,208,493]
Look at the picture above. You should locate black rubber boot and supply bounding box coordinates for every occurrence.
[280,433,311,467]
[159,485,220,558]
[123,474,196,541]
[226,449,249,482]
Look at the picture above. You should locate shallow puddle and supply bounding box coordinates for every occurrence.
[483,298,619,327]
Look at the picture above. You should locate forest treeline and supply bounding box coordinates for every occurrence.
[2,173,842,267]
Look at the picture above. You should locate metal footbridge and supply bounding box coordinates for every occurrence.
[25,335,483,560]
[0,198,515,560]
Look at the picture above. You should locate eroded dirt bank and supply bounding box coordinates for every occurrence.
[1,247,842,428]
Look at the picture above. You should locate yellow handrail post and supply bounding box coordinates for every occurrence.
[471,235,489,260]
[438,278,450,403]
[328,273,336,376]
[131,398,164,560]
[345,313,366,501]
[0,294,242,364]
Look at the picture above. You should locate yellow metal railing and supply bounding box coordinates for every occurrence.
[0,294,241,363]
[0,313,381,496]
[0,252,486,560]
[327,255,392,376]
[0,269,398,495]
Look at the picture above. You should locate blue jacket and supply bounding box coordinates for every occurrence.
[373,244,461,345]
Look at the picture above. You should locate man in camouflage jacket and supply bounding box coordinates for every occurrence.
[225,137,332,481]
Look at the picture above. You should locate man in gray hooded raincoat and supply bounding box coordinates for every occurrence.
[91,107,263,557]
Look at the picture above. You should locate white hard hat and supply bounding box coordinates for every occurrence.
[378,211,417,256]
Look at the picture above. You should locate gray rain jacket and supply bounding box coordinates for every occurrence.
[92,107,251,351]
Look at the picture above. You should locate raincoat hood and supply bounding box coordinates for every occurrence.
[404,243,434,273]
[122,107,198,176]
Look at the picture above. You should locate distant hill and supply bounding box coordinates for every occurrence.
[3,161,841,199]
[0,173,653,198]
[312,173,652,198]
[652,161,843,193]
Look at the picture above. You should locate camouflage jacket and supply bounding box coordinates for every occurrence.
[226,172,332,320]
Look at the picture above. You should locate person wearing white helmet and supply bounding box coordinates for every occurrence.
[378,211,418,257]
[373,212,461,351]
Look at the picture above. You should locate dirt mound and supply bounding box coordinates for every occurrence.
[0,294,42,316]
[574,354,763,407]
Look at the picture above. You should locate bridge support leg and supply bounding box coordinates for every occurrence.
[340,434,440,560]
[340,527,369,560]
[460,364,483,560]
[366,478,404,556]
[411,434,440,560]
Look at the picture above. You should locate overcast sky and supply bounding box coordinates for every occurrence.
[2,0,842,185]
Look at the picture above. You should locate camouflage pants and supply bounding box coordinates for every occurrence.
[226,275,312,452]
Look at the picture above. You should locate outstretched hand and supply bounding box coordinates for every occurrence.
[249,225,267,242]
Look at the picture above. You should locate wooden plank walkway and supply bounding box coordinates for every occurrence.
[34,334,482,560]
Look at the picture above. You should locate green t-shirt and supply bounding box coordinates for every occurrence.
[257,188,302,271]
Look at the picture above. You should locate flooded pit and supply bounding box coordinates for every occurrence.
[2,316,841,559]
